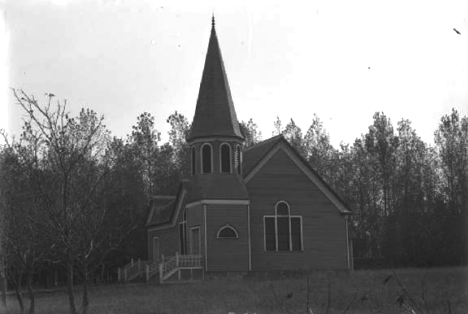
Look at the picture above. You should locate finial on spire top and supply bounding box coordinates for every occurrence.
[211,14,215,29]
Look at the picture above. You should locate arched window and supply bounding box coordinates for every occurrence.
[217,224,239,239]
[235,145,242,174]
[220,143,231,173]
[191,146,196,175]
[201,143,212,174]
[264,201,302,252]
[276,201,290,216]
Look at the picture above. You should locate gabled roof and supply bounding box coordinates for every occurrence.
[146,174,250,229]
[146,181,189,228]
[242,135,283,176]
[243,135,353,215]
[147,135,352,228]
[187,18,244,142]
[146,196,176,226]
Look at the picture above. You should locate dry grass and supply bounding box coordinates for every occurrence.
[2,267,467,314]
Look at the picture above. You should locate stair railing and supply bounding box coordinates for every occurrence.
[118,258,148,282]
[159,253,204,283]
[145,259,161,281]
[118,254,204,283]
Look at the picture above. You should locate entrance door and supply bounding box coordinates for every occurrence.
[152,237,160,261]
[190,227,201,255]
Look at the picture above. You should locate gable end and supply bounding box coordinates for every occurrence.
[245,139,352,215]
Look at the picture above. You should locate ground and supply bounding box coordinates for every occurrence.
[2,267,467,314]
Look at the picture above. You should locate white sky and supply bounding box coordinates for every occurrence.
[1,0,468,148]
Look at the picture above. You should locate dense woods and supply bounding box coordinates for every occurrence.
[0,90,467,313]
[278,111,467,269]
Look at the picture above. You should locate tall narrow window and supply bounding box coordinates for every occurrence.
[264,201,303,252]
[265,217,276,251]
[235,145,242,174]
[191,146,196,175]
[201,143,212,174]
[179,209,188,255]
[291,217,302,251]
[220,143,231,173]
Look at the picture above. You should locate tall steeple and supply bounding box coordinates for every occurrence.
[187,17,244,142]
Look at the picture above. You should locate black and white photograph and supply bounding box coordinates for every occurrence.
[0,0,467,313]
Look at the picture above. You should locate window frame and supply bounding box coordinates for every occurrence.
[219,143,232,174]
[191,146,196,175]
[235,145,242,175]
[264,201,303,252]
[216,224,239,239]
[152,236,160,262]
[179,209,188,255]
[189,226,202,255]
[200,143,213,174]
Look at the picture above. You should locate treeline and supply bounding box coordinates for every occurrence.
[0,91,191,314]
[271,112,467,269]
[0,90,467,313]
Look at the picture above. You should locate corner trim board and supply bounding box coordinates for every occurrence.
[345,216,351,270]
[248,204,252,271]
[204,204,208,272]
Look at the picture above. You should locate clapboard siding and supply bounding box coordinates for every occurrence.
[206,204,249,272]
[247,149,349,270]
[147,227,178,261]
[147,200,194,260]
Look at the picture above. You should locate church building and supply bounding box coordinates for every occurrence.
[144,18,353,282]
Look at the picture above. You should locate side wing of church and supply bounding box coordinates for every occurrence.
[144,18,353,282]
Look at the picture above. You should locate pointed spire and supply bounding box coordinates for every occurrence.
[187,18,244,142]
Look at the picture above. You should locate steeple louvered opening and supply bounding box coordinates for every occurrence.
[187,18,245,178]
[201,143,213,174]
[220,143,231,173]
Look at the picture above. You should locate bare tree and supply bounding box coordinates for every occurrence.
[11,89,120,314]
[0,131,55,314]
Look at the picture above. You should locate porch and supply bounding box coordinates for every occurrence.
[118,253,204,284]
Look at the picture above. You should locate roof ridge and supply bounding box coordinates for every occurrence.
[278,137,353,214]
[244,134,283,152]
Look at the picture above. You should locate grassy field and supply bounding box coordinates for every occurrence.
[2,267,467,314]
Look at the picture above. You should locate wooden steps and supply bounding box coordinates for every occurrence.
[118,254,204,284]
[159,254,204,284]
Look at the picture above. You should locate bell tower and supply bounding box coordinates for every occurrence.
[184,18,250,273]
[187,16,245,178]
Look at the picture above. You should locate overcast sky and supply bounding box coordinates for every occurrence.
[1,0,467,148]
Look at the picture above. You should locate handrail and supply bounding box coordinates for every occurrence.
[160,254,204,282]
[145,259,161,281]
[118,259,156,282]
[119,254,204,283]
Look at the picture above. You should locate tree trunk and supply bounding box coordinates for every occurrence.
[66,261,77,314]
[14,273,24,314]
[26,272,35,314]
[81,263,89,314]
[0,260,7,310]
[100,263,105,284]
